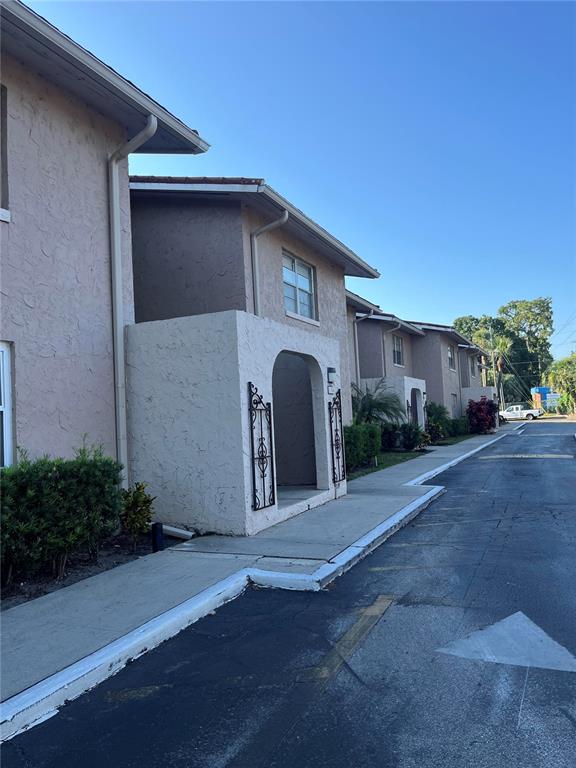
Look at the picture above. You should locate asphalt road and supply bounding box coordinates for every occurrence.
[3,421,576,768]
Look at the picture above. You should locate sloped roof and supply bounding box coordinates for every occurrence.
[1,1,209,154]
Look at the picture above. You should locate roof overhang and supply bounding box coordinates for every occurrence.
[345,290,383,314]
[130,178,380,279]
[409,322,487,352]
[1,1,209,154]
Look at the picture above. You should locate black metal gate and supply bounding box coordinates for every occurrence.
[329,388,346,483]
[248,382,276,510]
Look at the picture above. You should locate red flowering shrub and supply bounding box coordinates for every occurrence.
[466,397,498,434]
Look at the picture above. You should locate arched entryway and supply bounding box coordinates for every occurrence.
[410,387,424,428]
[272,350,322,509]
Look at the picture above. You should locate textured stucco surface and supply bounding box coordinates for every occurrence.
[126,311,344,536]
[357,320,384,379]
[130,197,247,322]
[383,328,415,378]
[412,332,462,415]
[0,54,132,460]
[241,207,354,425]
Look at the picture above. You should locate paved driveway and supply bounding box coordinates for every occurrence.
[3,422,575,767]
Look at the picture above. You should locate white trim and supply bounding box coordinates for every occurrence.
[0,342,13,467]
[0,209,10,223]
[285,310,320,327]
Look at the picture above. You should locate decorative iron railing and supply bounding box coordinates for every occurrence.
[329,388,346,483]
[248,382,276,510]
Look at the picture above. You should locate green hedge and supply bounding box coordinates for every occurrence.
[344,424,382,471]
[1,446,123,584]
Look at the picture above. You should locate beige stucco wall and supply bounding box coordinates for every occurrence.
[346,306,358,389]
[0,54,132,460]
[357,321,384,380]
[382,328,415,378]
[126,310,344,536]
[241,207,354,424]
[412,332,462,415]
[130,197,247,322]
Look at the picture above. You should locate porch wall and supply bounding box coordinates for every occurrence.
[126,310,345,537]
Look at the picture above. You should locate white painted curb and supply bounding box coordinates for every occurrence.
[0,432,504,742]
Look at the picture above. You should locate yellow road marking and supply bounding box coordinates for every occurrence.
[297,594,393,682]
[478,454,573,460]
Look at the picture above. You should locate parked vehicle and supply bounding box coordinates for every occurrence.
[499,403,542,421]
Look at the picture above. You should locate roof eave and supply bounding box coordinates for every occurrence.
[2,1,209,155]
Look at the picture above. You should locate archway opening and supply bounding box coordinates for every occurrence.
[410,387,424,427]
[272,351,318,506]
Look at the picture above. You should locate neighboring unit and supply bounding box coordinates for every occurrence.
[349,297,497,423]
[346,292,427,428]
[127,178,379,535]
[0,1,208,470]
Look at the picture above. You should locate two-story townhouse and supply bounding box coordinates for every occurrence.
[409,322,496,417]
[126,177,379,535]
[0,1,208,472]
[346,292,427,427]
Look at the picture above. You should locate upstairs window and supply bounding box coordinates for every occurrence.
[448,344,456,370]
[392,335,404,366]
[469,356,476,378]
[0,342,13,467]
[282,253,317,320]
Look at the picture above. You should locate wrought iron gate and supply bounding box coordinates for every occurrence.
[329,388,346,483]
[248,382,276,510]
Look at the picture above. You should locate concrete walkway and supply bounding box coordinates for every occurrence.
[0,429,513,739]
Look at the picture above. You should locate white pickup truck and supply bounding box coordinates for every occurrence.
[499,404,542,421]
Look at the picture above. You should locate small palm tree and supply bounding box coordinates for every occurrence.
[351,379,405,425]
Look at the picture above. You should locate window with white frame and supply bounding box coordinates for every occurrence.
[0,342,13,467]
[282,252,317,320]
[448,344,456,370]
[392,335,404,366]
[469,355,476,378]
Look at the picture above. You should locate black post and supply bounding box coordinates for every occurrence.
[152,522,164,552]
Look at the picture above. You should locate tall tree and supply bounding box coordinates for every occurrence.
[546,354,576,412]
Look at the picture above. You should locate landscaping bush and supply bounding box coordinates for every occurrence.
[399,423,424,451]
[426,422,444,444]
[448,417,470,436]
[0,446,122,584]
[380,423,399,451]
[426,401,450,430]
[344,423,381,471]
[466,397,498,434]
[121,482,156,551]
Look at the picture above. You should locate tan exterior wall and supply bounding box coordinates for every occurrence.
[346,306,358,387]
[0,54,132,460]
[357,320,384,379]
[382,328,415,378]
[130,197,247,322]
[241,207,353,424]
[412,332,462,415]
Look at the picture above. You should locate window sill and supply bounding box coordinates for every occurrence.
[286,310,320,327]
[392,362,405,369]
[0,209,10,223]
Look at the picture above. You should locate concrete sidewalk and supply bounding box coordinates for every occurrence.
[0,429,513,740]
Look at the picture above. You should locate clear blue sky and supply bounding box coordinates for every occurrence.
[29,1,576,358]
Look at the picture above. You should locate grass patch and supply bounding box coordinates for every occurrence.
[347,450,419,481]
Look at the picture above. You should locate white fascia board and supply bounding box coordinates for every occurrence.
[129,183,261,194]
[5,1,209,154]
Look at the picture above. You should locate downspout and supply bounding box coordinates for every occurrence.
[108,115,158,486]
[250,210,289,315]
[352,310,374,384]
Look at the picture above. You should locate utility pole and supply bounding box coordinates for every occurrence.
[489,323,498,399]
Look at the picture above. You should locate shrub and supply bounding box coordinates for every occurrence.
[466,397,498,434]
[344,424,382,471]
[426,422,444,444]
[426,401,450,429]
[449,417,470,436]
[364,424,381,461]
[399,423,424,451]
[0,446,122,584]
[121,482,156,551]
[381,423,399,451]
